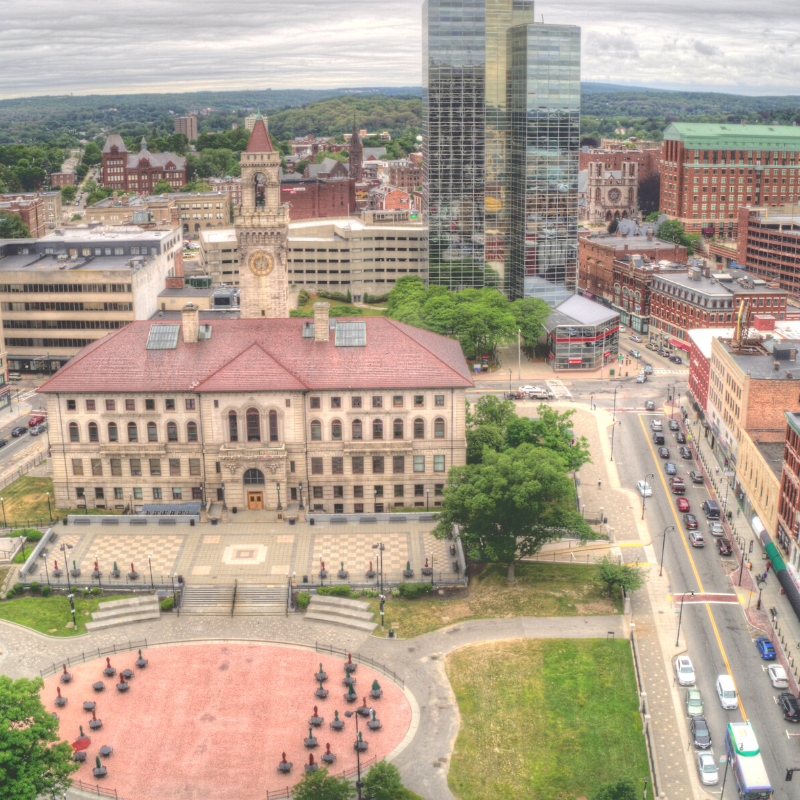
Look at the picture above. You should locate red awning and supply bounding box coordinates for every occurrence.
[603,350,611,357]
[669,338,691,352]
[568,358,583,364]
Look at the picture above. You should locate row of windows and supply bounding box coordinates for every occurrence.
[309,454,446,474]
[3,302,132,312]
[67,397,196,412]
[73,456,201,477]
[69,420,198,444]
[3,320,126,330]
[228,409,278,443]
[77,486,201,502]
[309,418,445,442]
[0,283,131,294]
[6,338,94,348]
[309,394,446,410]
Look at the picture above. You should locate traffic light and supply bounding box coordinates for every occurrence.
[787,768,794,781]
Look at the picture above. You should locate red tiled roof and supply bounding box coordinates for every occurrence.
[37,318,473,394]
[246,120,274,154]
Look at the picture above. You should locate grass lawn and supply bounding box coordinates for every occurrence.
[294,294,386,317]
[0,476,119,528]
[446,639,653,800]
[364,562,622,639]
[0,593,131,636]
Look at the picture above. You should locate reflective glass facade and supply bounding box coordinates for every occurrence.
[507,24,581,304]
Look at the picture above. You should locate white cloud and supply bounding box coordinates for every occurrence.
[0,0,797,98]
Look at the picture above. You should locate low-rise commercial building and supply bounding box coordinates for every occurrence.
[735,429,782,548]
[687,327,736,413]
[387,159,422,192]
[543,295,619,371]
[0,227,182,373]
[736,205,800,297]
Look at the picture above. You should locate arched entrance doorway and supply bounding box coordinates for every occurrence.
[244,468,265,510]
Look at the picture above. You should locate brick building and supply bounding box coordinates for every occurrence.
[0,196,46,238]
[0,191,61,232]
[778,412,800,559]
[578,228,687,309]
[735,429,782,548]
[660,123,800,237]
[649,266,789,350]
[736,205,800,297]
[50,171,76,187]
[387,159,422,192]
[101,134,187,193]
[368,187,412,211]
[208,177,242,206]
[281,176,355,220]
[37,304,471,513]
[173,116,198,141]
[579,147,660,182]
[687,327,735,412]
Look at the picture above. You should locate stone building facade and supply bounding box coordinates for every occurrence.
[580,161,639,224]
[38,306,471,512]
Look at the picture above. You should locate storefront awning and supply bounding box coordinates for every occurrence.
[568,358,583,365]
[669,338,691,353]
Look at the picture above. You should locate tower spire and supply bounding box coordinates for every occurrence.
[349,113,363,183]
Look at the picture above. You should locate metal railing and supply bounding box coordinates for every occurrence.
[40,639,149,680]
[0,451,48,496]
[314,642,404,689]
[630,627,660,798]
[262,756,377,799]
[69,778,123,799]
[231,578,238,617]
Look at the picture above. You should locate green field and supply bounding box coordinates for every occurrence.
[446,639,652,800]
[0,593,131,636]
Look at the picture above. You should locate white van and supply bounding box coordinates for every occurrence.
[716,674,738,709]
[651,419,663,431]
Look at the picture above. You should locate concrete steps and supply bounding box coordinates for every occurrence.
[180,584,287,616]
[305,595,377,632]
[180,585,234,615]
[85,595,160,632]
[234,585,287,616]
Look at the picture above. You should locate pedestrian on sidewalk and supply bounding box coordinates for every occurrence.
[762,571,768,582]
[766,560,772,572]
[598,479,602,489]
[715,466,720,474]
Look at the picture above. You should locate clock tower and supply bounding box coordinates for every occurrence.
[235,113,290,319]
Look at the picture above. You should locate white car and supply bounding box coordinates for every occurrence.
[630,334,643,343]
[696,752,718,785]
[675,656,695,686]
[637,481,652,497]
[769,664,789,689]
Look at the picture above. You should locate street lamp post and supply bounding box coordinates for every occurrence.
[60,543,73,593]
[612,384,620,422]
[147,555,154,590]
[675,590,695,647]
[372,542,384,596]
[46,491,52,524]
[167,573,177,606]
[508,368,512,396]
[1,496,6,529]
[298,482,304,511]
[660,525,675,577]
[275,481,282,511]
[344,711,364,800]
[518,329,521,380]
[756,578,767,611]
[426,490,429,510]
[641,473,654,519]
[67,593,76,630]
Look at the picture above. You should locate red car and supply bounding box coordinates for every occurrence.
[677,498,690,512]
[717,539,733,556]
[28,415,45,427]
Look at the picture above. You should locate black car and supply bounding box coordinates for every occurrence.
[690,715,712,748]
[659,349,670,357]
[684,513,699,529]
[670,355,683,364]
[0,438,7,448]
[779,693,800,722]
[11,426,27,437]
[669,420,680,431]
[680,446,693,460]
[689,470,705,484]
[659,447,670,459]
[676,432,687,444]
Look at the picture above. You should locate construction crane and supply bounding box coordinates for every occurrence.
[733,298,752,352]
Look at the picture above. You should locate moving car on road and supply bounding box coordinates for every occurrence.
[11,427,27,437]
[646,343,658,351]
[651,419,663,431]
[684,513,699,529]
[670,477,685,494]
[689,470,705,484]
[769,664,789,689]
[675,656,696,686]
[28,415,45,427]
[637,481,652,497]
[689,530,705,547]
[636,374,647,383]
[677,497,690,512]
[630,334,642,343]
[29,424,47,436]
[670,355,683,364]
[755,637,776,660]
[717,539,733,556]
[690,715,712,748]
[665,462,677,475]
[629,349,641,359]
[659,446,670,459]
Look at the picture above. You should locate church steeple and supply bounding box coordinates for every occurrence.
[348,114,363,182]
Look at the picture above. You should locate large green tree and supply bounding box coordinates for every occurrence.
[593,777,637,800]
[0,215,31,238]
[656,218,700,255]
[361,760,405,800]
[152,179,174,194]
[0,675,78,800]
[290,767,355,800]
[59,185,76,203]
[82,142,102,165]
[505,406,591,471]
[510,297,550,348]
[596,555,647,597]
[433,444,598,582]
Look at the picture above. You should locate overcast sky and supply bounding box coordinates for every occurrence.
[2,0,798,99]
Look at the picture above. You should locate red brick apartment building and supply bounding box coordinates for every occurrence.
[579,148,661,181]
[102,134,187,194]
[736,205,800,297]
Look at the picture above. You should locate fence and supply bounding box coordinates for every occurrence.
[314,642,404,689]
[20,570,183,594]
[69,778,122,799]
[40,639,149,679]
[629,626,661,798]
[262,756,378,799]
[0,451,47,497]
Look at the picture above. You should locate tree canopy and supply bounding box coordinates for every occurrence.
[0,214,31,238]
[289,767,354,800]
[152,179,174,194]
[596,555,647,597]
[361,760,406,800]
[657,219,700,255]
[0,675,78,800]
[60,185,76,203]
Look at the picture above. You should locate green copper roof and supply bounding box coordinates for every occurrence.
[664,122,800,150]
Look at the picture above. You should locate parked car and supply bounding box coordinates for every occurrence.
[779,692,800,722]
[665,462,677,475]
[677,497,690,512]
[659,446,670,459]
[717,538,733,555]
[716,674,738,709]
[676,432,687,444]
[675,656,696,686]
[29,424,47,436]
[689,470,705,484]
[670,477,686,494]
[11,427,27,437]
[696,752,719,785]
[755,637,776,660]
[680,446,694,460]
[0,438,6,448]
[690,715,712,748]
[645,400,656,411]
[685,688,704,716]
[629,349,641,359]
[27,414,45,427]
[659,349,670,357]
[646,343,658,351]
[669,420,680,431]
[769,664,790,689]
[709,522,725,537]
[684,513,699,529]
[637,480,653,497]
[630,334,642,343]
[690,530,705,547]
[651,419,663,431]
[670,355,683,364]
[636,374,647,383]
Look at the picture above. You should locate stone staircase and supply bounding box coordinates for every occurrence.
[304,595,377,632]
[180,583,286,616]
[85,595,161,632]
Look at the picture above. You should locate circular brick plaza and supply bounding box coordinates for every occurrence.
[43,643,413,799]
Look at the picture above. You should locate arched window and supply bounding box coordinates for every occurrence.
[69,422,80,442]
[108,422,118,442]
[187,421,198,442]
[310,420,322,441]
[167,422,178,442]
[269,410,278,442]
[88,422,99,442]
[228,411,238,442]
[244,468,265,485]
[352,419,363,440]
[332,419,342,440]
[393,419,404,439]
[434,418,445,439]
[127,422,138,442]
[373,419,383,440]
[413,418,424,439]
[147,422,158,442]
[246,408,261,442]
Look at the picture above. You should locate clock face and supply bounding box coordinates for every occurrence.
[608,188,622,203]
[248,250,274,276]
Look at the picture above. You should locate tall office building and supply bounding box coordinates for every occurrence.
[422,0,580,302]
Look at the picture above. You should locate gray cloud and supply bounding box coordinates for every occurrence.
[0,0,797,98]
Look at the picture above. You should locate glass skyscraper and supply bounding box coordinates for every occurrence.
[422,1,580,302]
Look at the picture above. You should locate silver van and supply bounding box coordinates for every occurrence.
[651,420,663,431]
[716,674,738,709]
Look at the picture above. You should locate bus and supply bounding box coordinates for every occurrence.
[725,722,771,799]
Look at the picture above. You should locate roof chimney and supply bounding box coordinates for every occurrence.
[646,227,654,240]
[314,302,330,342]
[182,302,199,344]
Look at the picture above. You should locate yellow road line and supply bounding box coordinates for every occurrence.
[637,414,748,722]
[619,542,645,547]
